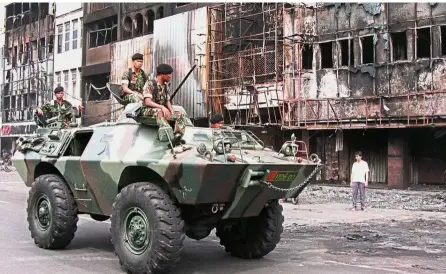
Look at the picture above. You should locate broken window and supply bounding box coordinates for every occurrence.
[441,26,446,56]
[320,42,333,69]
[157,7,164,19]
[72,19,78,50]
[39,38,46,60]
[391,31,407,61]
[417,27,430,59]
[302,43,313,70]
[135,13,143,36]
[65,22,71,52]
[57,24,63,54]
[361,36,374,64]
[340,39,354,67]
[88,16,118,48]
[48,35,54,54]
[146,10,155,34]
[123,16,132,39]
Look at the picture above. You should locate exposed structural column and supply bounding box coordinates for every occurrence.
[387,133,411,189]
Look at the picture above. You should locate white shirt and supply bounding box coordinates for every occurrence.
[351,160,369,183]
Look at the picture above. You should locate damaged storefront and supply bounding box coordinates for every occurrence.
[205,3,446,188]
[279,3,446,187]
[0,3,54,153]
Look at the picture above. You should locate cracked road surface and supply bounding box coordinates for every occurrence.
[0,172,445,273]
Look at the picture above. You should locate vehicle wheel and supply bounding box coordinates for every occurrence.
[3,164,11,172]
[216,200,284,259]
[27,174,79,249]
[110,182,185,274]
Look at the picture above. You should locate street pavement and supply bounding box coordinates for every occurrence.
[0,171,445,274]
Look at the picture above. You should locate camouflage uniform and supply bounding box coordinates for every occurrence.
[121,68,149,103]
[141,81,186,135]
[39,100,73,127]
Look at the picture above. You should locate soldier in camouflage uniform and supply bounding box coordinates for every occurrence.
[35,86,84,128]
[121,53,149,104]
[141,64,186,142]
[210,114,224,128]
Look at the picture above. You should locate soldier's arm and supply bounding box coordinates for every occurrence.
[121,71,134,94]
[143,81,166,110]
[37,102,52,115]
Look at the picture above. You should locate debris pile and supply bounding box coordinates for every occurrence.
[299,185,446,212]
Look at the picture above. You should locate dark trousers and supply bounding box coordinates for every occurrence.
[352,182,365,208]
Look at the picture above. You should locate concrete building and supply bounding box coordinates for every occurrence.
[0,3,55,153]
[54,3,82,107]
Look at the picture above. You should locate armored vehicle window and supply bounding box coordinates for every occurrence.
[63,131,93,156]
[221,131,259,148]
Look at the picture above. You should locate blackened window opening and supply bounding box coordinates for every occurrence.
[417,27,430,59]
[441,26,446,56]
[88,16,118,48]
[362,36,374,64]
[391,31,407,61]
[302,44,313,70]
[320,42,333,69]
[157,7,164,19]
[146,10,155,34]
[340,39,353,66]
[135,14,143,36]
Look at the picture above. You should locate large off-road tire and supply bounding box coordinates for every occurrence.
[110,182,185,274]
[216,200,284,259]
[26,174,79,249]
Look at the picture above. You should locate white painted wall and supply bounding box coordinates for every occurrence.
[53,4,82,107]
[56,3,82,17]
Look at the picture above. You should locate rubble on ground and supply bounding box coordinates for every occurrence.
[298,185,446,212]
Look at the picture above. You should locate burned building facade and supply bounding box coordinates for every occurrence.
[207,3,446,188]
[0,3,55,153]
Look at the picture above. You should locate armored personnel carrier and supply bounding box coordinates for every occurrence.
[12,86,322,273]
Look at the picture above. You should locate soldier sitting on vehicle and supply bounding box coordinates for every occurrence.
[210,114,224,129]
[120,53,149,104]
[140,64,186,144]
[35,86,84,128]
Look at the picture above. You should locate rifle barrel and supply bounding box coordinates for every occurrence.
[171,64,197,100]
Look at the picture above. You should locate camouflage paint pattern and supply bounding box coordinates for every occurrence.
[12,105,320,219]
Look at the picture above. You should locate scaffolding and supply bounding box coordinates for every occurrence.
[207,3,285,126]
[1,3,55,124]
[208,3,446,130]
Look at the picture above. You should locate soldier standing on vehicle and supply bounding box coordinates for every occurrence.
[35,86,84,126]
[350,151,369,211]
[121,53,149,104]
[141,64,186,144]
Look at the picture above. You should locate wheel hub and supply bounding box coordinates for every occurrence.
[35,194,51,231]
[123,207,150,255]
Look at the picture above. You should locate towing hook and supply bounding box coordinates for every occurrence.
[211,204,219,213]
